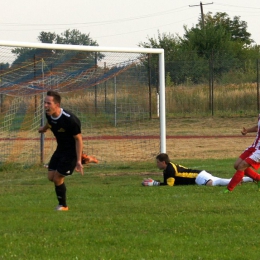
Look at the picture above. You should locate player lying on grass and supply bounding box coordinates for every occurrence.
[142,153,253,186]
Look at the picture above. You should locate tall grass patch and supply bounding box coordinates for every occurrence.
[166,83,258,117]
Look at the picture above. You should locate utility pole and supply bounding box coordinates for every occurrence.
[189,2,213,29]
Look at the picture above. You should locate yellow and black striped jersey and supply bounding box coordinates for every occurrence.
[161,163,201,186]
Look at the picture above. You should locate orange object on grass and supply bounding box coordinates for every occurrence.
[81,152,98,164]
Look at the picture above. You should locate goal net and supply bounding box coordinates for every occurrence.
[0,41,165,166]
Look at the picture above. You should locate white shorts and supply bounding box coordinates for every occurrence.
[195,170,217,185]
[248,149,260,164]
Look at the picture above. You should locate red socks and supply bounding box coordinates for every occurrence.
[227,168,260,191]
[227,170,244,191]
[245,168,260,181]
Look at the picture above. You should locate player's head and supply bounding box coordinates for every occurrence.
[156,153,170,170]
[46,90,61,104]
[44,90,61,116]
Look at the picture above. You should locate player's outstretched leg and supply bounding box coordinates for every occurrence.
[224,170,244,192]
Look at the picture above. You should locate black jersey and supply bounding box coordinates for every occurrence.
[46,108,81,153]
[161,162,201,186]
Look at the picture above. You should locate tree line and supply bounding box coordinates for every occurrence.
[1,12,260,85]
[139,12,260,85]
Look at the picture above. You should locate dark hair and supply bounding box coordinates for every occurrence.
[47,90,61,104]
[156,153,170,164]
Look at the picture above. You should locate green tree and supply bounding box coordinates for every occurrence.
[183,12,258,82]
[55,29,98,46]
[139,31,211,84]
[38,32,56,44]
[37,29,98,46]
[0,62,10,70]
[50,29,103,68]
[202,12,253,45]
[139,31,189,85]
[139,12,257,84]
[11,29,100,65]
[181,22,243,79]
[9,29,104,89]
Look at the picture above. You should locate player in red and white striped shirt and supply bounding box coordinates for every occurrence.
[225,115,260,192]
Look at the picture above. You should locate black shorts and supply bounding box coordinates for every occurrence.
[48,150,77,176]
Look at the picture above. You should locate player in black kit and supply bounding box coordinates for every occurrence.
[38,90,83,211]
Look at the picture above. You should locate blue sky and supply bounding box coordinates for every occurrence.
[1,0,260,47]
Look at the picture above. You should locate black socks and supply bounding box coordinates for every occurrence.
[55,183,67,207]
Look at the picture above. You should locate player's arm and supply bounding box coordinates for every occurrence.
[142,178,160,186]
[74,133,84,175]
[142,164,176,186]
[160,163,176,186]
[161,177,175,186]
[241,125,258,135]
[142,177,175,186]
[38,122,50,133]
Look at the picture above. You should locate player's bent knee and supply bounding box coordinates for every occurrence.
[53,172,65,186]
[234,162,240,170]
[47,175,54,182]
[47,171,55,182]
[237,161,250,171]
[205,179,213,186]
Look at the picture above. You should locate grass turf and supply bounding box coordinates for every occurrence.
[0,159,259,260]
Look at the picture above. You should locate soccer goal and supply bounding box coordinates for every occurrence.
[0,40,165,165]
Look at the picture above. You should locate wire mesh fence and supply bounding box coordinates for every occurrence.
[0,44,259,165]
[162,57,260,117]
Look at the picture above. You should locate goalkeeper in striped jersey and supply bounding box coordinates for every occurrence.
[142,153,253,187]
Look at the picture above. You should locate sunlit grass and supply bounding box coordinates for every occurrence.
[1,159,260,259]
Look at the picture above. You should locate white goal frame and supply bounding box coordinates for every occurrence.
[0,40,166,153]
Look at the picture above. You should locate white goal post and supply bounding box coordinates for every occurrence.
[0,40,166,164]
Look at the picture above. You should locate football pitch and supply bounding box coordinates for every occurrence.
[1,159,259,260]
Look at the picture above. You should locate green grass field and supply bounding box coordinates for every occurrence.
[1,159,260,260]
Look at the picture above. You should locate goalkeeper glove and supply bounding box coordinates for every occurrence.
[142,178,160,186]
[81,152,98,164]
